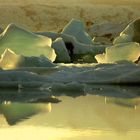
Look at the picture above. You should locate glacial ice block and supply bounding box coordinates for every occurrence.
[0,49,55,69]
[0,23,56,62]
[62,19,93,45]
[95,42,140,63]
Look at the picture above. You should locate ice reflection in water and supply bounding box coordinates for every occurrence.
[0,86,140,140]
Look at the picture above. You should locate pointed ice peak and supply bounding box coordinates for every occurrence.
[1,23,35,37]
[62,19,93,45]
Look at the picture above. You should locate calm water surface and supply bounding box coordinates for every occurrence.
[0,86,140,140]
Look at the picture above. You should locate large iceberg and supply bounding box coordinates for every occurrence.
[0,23,56,62]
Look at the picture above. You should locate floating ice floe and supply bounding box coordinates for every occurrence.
[0,49,55,69]
[0,23,56,62]
[113,18,140,44]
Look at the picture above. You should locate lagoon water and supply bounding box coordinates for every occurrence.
[0,86,140,140]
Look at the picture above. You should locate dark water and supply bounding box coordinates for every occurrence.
[0,86,140,140]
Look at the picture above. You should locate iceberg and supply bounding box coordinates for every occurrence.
[0,49,55,69]
[96,18,140,63]
[52,38,71,63]
[62,19,93,45]
[0,23,56,62]
[95,42,140,63]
